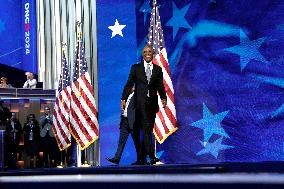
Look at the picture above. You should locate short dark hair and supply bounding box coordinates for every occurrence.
[0,77,7,82]
[27,114,35,121]
[143,43,153,50]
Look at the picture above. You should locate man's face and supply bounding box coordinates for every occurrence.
[11,113,16,121]
[1,78,7,84]
[44,107,50,115]
[143,46,154,63]
[27,73,34,80]
[28,115,34,122]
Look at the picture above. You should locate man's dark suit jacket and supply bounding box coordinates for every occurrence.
[0,106,11,123]
[126,94,135,130]
[122,62,166,113]
[5,120,22,146]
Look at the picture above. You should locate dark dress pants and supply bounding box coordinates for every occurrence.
[113,116,134,161]
[134,99,156,161]
[41,135,59,167]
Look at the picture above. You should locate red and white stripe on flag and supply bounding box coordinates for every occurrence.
[52,86,72,150]
[69,72,99,150]
[153,48,177,144]
[148,0,177,144]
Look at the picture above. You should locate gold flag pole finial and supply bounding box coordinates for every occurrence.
[61,42,67,48]
[76,21,82,34]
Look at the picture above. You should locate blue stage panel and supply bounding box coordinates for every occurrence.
[0,0,37,74]
[97,0,138,166]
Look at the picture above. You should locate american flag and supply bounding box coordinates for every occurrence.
[52,50,72,150]
[69,30,99,150]
[148,0,177,144]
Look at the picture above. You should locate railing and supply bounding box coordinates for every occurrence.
[0,88,56,99]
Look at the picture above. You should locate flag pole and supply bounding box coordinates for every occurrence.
[56,42,67,169]
[81,149,91,167]
[75,22,82,167]
[76,22,90,167]
[61,43,67,104]
[152,0,163,165]
[57,151,64,168]
[153,0,158,160]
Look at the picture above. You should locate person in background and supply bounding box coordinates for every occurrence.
[39,106,59,167]
[23,114,40,168]
[5,112,22,169]
[107,87,136,165]
[0,100,11,130]
[23,72,37,89]
[0,77,12,88]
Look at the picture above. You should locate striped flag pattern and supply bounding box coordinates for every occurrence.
[69,31,99,150]
[147,0,177,144]
[52,50,72,150]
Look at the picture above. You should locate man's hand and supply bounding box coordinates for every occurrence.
[162,99,167,108]
[121,100,126,111]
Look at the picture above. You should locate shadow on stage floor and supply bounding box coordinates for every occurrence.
[1,162,284,189]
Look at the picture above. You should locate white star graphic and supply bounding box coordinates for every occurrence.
[108,19,126,38]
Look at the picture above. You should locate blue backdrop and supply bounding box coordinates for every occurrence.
[98,0,284,165]
[97,0,138,165]
[0,0,37,74]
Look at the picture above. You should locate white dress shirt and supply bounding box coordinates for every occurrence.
[23,79,37,88]
[144,60,153,76]
[123,92,134,117]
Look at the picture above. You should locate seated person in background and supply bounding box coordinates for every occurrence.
[23,72,37,88]
[0,77,12,88]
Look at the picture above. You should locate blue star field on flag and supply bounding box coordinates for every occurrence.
[73,34,88,81]
[58,51,70,92]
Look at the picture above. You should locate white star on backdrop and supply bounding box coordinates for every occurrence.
[108,19,126,38]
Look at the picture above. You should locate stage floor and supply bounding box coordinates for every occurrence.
[1,162,284,189]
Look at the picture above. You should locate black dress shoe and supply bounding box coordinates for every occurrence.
[131,159,147,165]
[140,160,148,165]
[131,160,141,165]
[150,157,160,165]
[107,157,119,165]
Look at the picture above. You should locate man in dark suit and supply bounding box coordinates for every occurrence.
[107,88,135,165]
[5,112,22,168]
[121,44,167,165]
[0,100,11,130]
